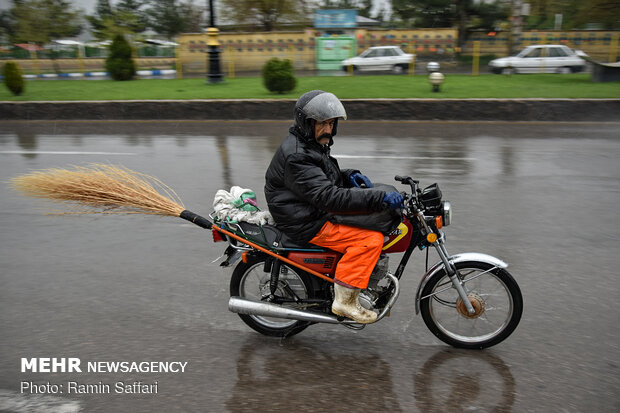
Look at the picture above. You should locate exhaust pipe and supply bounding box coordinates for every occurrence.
[229,275,400,326]
[228,296,357,324]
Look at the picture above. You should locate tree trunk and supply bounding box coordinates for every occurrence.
[509,0,523,55]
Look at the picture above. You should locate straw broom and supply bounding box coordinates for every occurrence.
[10,163,215,229]
[10,163,335,283]
[10,164,186,216]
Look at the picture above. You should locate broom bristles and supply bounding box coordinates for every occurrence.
[10,164,185,217]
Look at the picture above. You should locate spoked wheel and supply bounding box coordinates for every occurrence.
[230,255,315,337]
[419,261,523,349]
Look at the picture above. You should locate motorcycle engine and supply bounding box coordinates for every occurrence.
[359,254,390,310]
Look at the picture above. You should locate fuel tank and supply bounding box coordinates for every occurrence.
[382,217,413,253]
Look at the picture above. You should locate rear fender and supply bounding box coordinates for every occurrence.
[414,253,508,314]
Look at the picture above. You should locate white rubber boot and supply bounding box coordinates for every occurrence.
[332,283,378,324]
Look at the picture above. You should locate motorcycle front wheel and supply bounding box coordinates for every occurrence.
[230,255,315,337]
[419,261,523,349]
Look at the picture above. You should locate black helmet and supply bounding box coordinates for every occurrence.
[294,90,347,140]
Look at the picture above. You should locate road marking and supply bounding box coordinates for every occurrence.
[0,389,81,413]
[335,154,477,161]
[0,151,136,155]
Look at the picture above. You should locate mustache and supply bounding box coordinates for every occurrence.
[317,133,332,140]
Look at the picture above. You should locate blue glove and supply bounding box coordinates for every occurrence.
[383,191,404,209]
[350,172,373,188]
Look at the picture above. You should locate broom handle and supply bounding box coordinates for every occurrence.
[179,209,334,283]
[180,210,213,229]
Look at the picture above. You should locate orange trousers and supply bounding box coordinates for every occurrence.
[310,221,385,289]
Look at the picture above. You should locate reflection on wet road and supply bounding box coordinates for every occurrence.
[0,120,619,412]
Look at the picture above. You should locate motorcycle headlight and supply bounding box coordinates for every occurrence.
[442,201,452,226]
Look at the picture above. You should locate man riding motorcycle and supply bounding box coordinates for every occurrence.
[264,90,403,324]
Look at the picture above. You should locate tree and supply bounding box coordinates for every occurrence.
[572,0,620,29]
[456,0,508,49]
[320,0,374,18]
[178,0,205,33]
[525,0,620,29]
[262,58,296,94]
[87,0,148,40]
[220,0,307,31]
[392,0,459,28]
[9,0,82,45]
[0,10,15,44]
[87,0,113,39]
[145,0,187,40]
[321,0,357,8]
[105,34,136,80]
[391,0,419,27]
[3,61,25,96]
[115,0,148,34]
[357,0,373,18]
[392,0,508,49]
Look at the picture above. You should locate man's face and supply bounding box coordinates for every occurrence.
[314,118,336,145]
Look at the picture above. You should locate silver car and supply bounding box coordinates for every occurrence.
[489,44,586,74]
[341,46,414,74]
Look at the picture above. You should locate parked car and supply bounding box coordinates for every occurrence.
[489,44,587,74]
[341,46,414,74]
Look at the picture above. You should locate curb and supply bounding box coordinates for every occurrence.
[1,99,619,121]
[0,70,177,80]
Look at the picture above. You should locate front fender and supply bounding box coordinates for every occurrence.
[414,253,508,314]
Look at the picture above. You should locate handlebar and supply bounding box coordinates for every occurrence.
[394,175,419,194]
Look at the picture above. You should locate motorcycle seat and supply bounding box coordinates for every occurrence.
[231,222,324,251]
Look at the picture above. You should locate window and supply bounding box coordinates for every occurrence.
[548,47,569,57]
[524,48,541,58]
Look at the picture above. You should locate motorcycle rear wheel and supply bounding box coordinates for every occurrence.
[230,255,315,337]
[419,261,523,349]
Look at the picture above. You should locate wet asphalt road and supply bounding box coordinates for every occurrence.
[0,120,619,413]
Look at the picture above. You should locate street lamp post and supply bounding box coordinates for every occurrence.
[206,0,223,84]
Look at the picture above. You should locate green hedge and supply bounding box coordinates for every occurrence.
[3,61,25,96]
[262,58,296,94]
[105,35,136,81]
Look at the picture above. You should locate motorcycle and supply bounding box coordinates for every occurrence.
[182,175,523,349]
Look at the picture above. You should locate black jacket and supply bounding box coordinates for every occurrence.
[264,127,386,244]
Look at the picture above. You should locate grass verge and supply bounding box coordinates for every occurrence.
[1,74,619,101]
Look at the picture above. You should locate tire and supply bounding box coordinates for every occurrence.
[230,254,315,337]
[419,261,523,349]
[392,64,405,74]
[556,66,571,74]
[501,67,515,75]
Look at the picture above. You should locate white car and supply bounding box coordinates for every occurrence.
[489,44,586,74]
[341,46,414,74]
